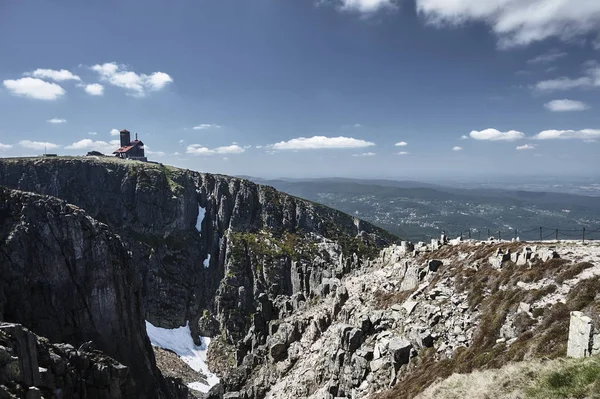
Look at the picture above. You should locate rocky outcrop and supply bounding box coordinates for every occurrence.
[0,158,397,345]
[0,187,184,398]
[567,311,600,358]
[0,157,398,396]
[0,322,148,399]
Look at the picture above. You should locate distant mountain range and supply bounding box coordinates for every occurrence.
[240,176,600,241]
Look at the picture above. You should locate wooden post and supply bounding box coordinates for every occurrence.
[498,231,501,241]
[583,227,586,244]
[539,227,543,241]
[468,230,471,239]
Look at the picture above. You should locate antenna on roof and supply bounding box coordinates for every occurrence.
[136,133,138,140]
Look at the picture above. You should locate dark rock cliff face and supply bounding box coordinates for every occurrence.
[0,157,399,396]
[0,187,185,398]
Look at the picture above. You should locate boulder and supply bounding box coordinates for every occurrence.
[388,337,412,367]
[567,311,594,358]
[428,260,443,272]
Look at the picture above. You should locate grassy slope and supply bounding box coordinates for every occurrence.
[417,356,600,399]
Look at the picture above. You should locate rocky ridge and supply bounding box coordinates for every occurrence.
[2,157,599,398]
[0,157,398,397]
[220,238,600,398]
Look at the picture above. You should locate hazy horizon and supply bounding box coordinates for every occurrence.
[1,0,599,178]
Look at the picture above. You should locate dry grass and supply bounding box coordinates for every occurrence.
[556,262,594,284]
[373,266,600,399]
[373,289,413,309]
[416,356,600,399]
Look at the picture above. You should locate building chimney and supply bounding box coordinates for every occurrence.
[135,132,138,141]
[120,129,131,147]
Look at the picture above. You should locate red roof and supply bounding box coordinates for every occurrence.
[114,145,134,153]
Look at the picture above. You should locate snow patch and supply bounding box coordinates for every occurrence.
[196,205,206,232]
[203,254,211,268]
[145,320,219,393]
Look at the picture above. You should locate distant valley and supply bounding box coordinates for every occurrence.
[244,177,600,242]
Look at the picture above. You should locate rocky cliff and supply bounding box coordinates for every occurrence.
[4,157,594,399]
[0,156,398,397]
[0,186,184,398]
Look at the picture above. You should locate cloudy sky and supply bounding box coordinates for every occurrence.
[1,0,599,180]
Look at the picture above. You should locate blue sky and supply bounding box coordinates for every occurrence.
[1,0,599,180]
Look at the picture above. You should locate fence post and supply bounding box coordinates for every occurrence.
[555,228,558,241]
[498,231,501,241]
[460,231,463,240]
[583,227,586,244]
[539,227,542,241]
[468,230,471,239]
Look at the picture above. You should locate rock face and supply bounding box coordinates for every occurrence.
[0,157,398,396]
[0,322,165,399]
[0,187,184,398]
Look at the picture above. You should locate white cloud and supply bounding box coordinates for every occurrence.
[3,78,65,100]
[28,68,80,82]
[64,138,120,154]
[47,118,67,124]
[353,123,363,128]
[88,132,98,136]
[186,143,245,155]
[215,144,245,154]
[146,150,166,156]
[193,124,221,130]
[187,145,214,155]
[353,152,376,157]
[394,141,408,147]
[527,49,567,64]
[535,77,594,91]
[270,136,375,150]
[516,144,537,150]
[0,143,13,150]
[544,99,589,112]
[90,62,173,96]
[415,0,600,48]
[110,129,120,136]
[255,145,263,149]
[460,135,469,140]
[19,140,60,150]
[534,129,600,140]
[534,63,600,91]
[397,151,409,155]
[84,83,104,96]
[452,146,463,151]
[470,128,525,141]
[336,0,397,13]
